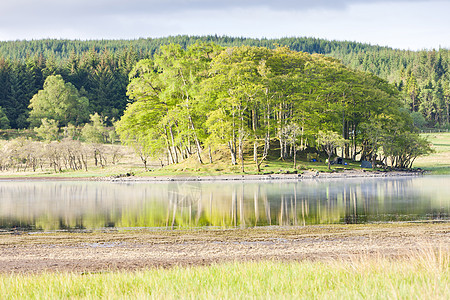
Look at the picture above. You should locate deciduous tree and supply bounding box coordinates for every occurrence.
[316,130,345,169]
[28,75,89,127]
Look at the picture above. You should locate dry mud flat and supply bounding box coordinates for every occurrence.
[0,223,448,273]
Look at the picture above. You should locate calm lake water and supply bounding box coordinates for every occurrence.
[0,176,449,231]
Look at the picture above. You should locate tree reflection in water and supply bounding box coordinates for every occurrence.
[0,176,448,231]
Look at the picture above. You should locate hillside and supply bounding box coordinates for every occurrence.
[0,36,448,130]
[0,36,389,61]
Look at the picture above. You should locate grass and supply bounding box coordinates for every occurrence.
[0,132,448,178]
[143,157,348,177]
[109,132,450,176]
[152,132,450,177]
[1,248,448,299]
[141,143,363,177]
[0,134,447,298]
[0,164,144,179]
[415,132,450,174]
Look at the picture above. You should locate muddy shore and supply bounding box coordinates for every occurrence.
[0,223,448,273]
[108,169,425,182]
[0,169,426,182]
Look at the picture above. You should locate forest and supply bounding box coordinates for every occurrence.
[0,36,448,131]
[0,36,443,172]
[0,35,448,129]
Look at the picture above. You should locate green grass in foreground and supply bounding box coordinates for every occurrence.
[1,250,448,299]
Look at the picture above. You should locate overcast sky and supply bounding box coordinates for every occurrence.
[0,0,448,50]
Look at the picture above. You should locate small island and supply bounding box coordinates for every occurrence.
[0,43,437,179]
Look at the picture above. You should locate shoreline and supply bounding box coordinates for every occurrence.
[0,223,448,273]
[108,169,425,182]
[0,169,427,182]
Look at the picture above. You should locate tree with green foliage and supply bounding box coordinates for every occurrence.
[34,118,59,141]
[0,106,10,129]
[114,43,432,171]
[316,130,345,170]
[410,111,427,128]
[28,75,89,127]
[383,131,433,169]
[264,46,313,161]
[81,113,108,143]
[116,42,221,167]
[204,46,270,171]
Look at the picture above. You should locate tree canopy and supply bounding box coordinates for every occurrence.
[116,43,430,170]
[0,106,10,129]
[0,36,449,130]
[28,75,89,127]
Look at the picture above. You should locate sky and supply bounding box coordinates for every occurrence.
[0,0,449,50]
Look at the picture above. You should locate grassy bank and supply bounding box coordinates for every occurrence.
[144,132,450,176]
[143,155,359,177]
[414,132,450,174]
[1,250,448,299]
[0,132,448,178]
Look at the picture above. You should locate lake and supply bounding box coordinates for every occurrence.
[0,176,448,231]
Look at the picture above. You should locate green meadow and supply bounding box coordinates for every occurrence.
[415,132,450,174]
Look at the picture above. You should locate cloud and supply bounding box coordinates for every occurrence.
[126,0,431,13]
[0,0,432,32]
[0,0,447,50]
[0,0,434,18]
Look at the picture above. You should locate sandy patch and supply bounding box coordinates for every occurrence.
[0,223,447,273]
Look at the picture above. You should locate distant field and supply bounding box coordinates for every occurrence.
[414,132,450,174]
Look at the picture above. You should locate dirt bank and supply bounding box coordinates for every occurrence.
[0,169,425,182]
[0,223,448,273]
[107,169,425,182]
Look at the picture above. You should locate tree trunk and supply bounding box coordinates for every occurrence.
[446,100,449,125]
[228,141,237,165]
[169,126,178,164]
[372,151,376,169]
[342,106,345,158]
[189,115,203,164]
[255,141,268,173]
[239,138,244,173]
[164,128,175,164]
[293,143,297,169]
[328,152,332,170]
[300,126,304,150]
[208,146,213,164]
[279,138,286,160]
[254,141,260,172]
[263,131,270,157]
